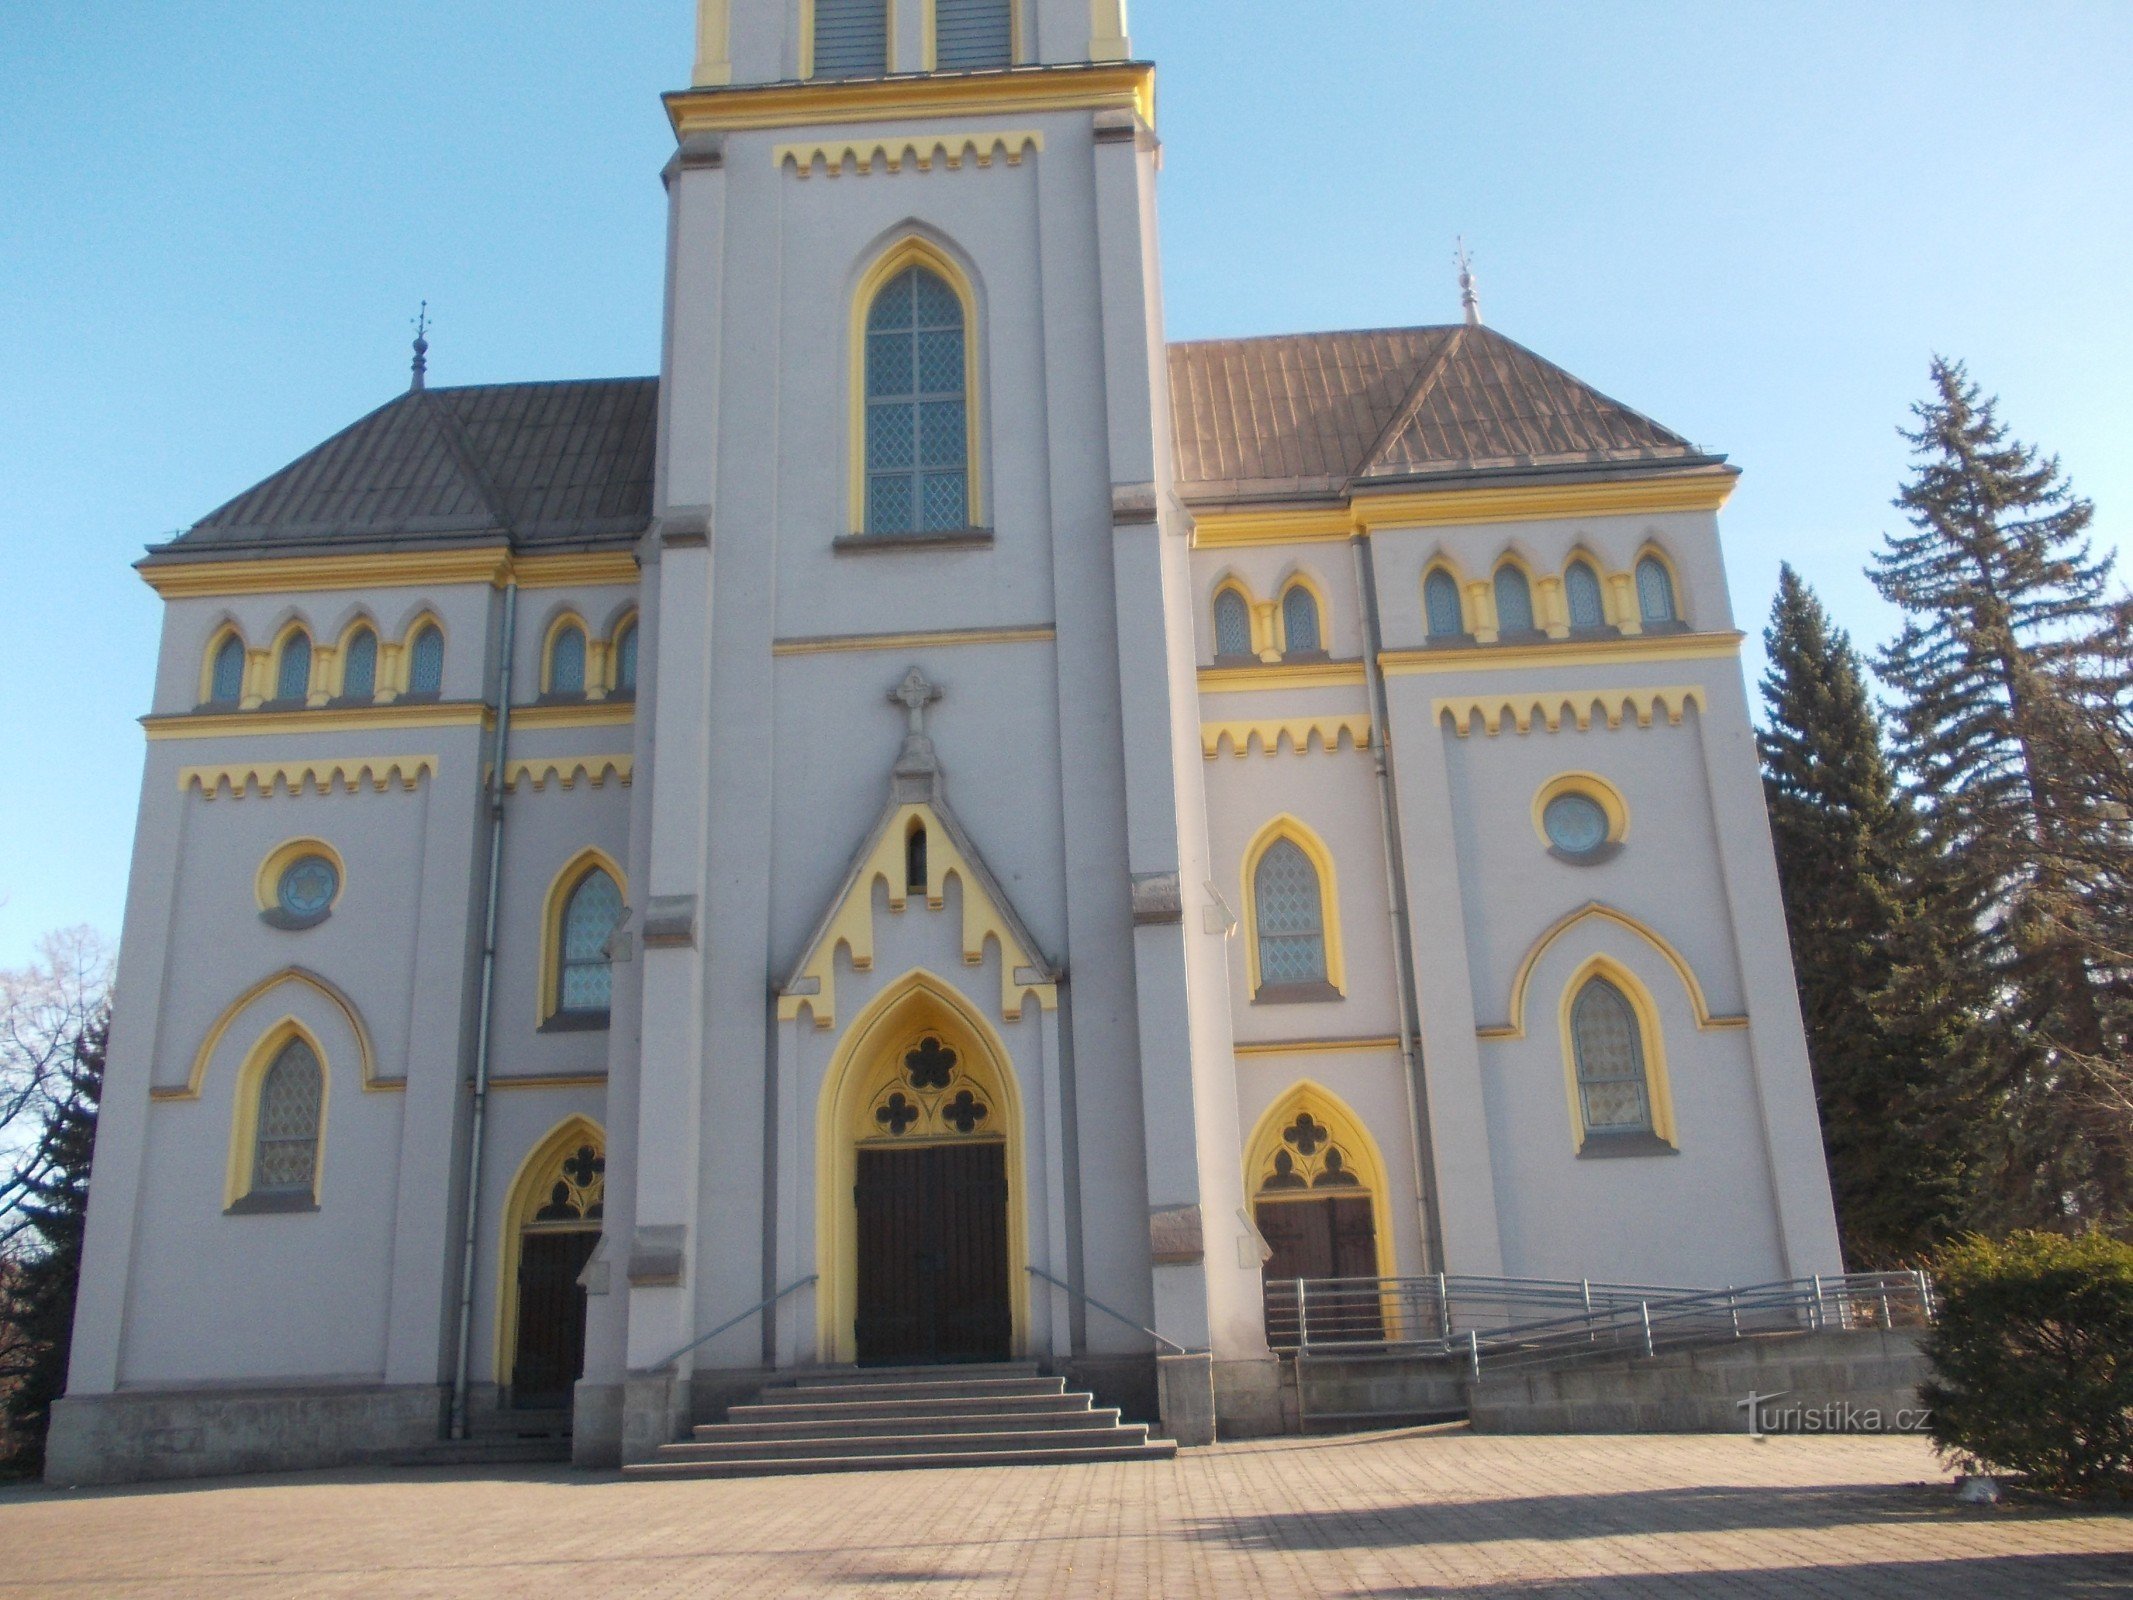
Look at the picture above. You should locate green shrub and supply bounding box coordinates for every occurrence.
[1920,1230,2133,1497]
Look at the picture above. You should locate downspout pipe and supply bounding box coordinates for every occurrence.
[1350,535,1447,1270]
[450,577,518,1439]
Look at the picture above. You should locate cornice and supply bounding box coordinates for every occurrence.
[145,702,489,740]
[664,61,1155,135]
[1379,631,1745,677]
[137,548,640,600]
[1196,660,1369,694]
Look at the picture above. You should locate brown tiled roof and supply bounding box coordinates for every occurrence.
[165,378,658,553]
[1167,324,1714,503]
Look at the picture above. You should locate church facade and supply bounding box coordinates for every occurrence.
[51,0,1842,1483]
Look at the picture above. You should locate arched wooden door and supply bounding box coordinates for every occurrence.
[500,1121,604,1409]
[1247,1094,1391,1349]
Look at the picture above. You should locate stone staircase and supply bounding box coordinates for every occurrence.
[627,1363,1177,1479]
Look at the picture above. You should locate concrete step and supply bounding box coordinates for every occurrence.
[760,1375,1066,1405]
[696,1408,1126,1443]
[728,1393,1094,1425]
[784,1363,1042,1388]
[660,1424,1157,1463]
[626,1440,1178,1479]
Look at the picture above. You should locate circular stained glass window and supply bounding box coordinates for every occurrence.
[277,855,339,920]
[1543,793,1611,857]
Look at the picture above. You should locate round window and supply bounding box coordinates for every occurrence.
[277,855,339,920]
[1542,793,1611,857]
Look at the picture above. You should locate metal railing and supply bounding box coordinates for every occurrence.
[1268,1270,1934,1377]
[655,1274,818,1371]
[1028,1265,1197,1356]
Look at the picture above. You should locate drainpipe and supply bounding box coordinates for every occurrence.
[450,577,518,1439]
[1350,535,1446,1270]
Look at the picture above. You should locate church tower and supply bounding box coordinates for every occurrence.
[588,0,1261,1455]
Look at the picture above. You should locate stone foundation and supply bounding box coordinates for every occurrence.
[44,1384,446,1487]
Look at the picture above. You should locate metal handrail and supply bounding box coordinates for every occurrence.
[655,1274,818,1371]
[1027,1265,1195,1356]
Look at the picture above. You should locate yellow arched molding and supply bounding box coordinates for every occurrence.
[1530,772,1629,849]
[1478,902,1748,1040]
[1434,685,1706,739]
[493,1114,605,1390]
[1629,539,1688,631]
[815,970,1031,1363]
[332,617,381,701]
[779,801,1057,1030]
[1558,957,1678,1151]
[1559,547,1612,632]
[846,234,985,536]
[498,756,634,794]
[267,619,324,708]
[179,756,438,800]
[1420,559,1473,635]
[539,611,592,698]
[779,131,1043,178]
[539,847,628,1025]
[163,967,387,1101]
[1210,576,1259,659]
[379,610,446,703]
[1240,814,1347,999]
[1201,715,1372,760]
[199,623,247,706]
[222,1016,330,1208]
[1241,1080,1396,1280]
[601,608,639,696]
[1276,571,1330,656]
[253,837,347,915]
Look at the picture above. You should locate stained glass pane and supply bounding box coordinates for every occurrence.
[916,330,963,395]
[869,475,913,535]
[919,400,965,467]
[867,267,915,331]
[409,625,443,695]
[1255,839,1327,986]
[867,330,912,398]
[921,472,968,532]
[277,856,338,918]
[1494,569,1534,634]
[1573,978,1651,1132]
[864,266,967,536]
[1425,572,1463,638]
[276,633,311,701]
[1637,557,1677,623]
[1566,562,1605,629]
[1214,591,1251,657]
[913,270,962,329]
[211,636,246,704]
[549,626,586,694]
[1543,794,1609,856]
[1282,587,1320,653]
[559,869,620,1015]
[615,624,638,692]
[254,1039,321,1193]
[868,403,915,470]
[342,630,377,698]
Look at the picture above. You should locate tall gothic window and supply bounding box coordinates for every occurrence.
[866,265,968,536]
[275,631,312,702]
[1637,557,1679,625]
[1493,567,1535,635]
[1281,585,1322,656]
[613,620,638,695]
[341,627,378,700]
[1571,977,1654,1138]
[1424,571,1464,639]
[246,1037,322,1207]
[1213,590,1252,659]
[547,622,587,696]
[935,0,1012,69]
[555,867,622,1022]
[1254,839,1330,995]
[1565,561,1606,630]
[813,0,889,77]
[407,623,444,697]
[209,633,246,705]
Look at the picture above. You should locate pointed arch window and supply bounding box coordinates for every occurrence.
[1637,557,1679,625]
[613,620,639,695]
[547,623,587,697]
[407,623,444,697]
[341,627,378,700]
[905,823,928,897]
[1571,977,1656,1140]
[1254,840,1331,996]
[936,0,1012,69]
[866,265,969,535]
[1281,585,1322,656]
[1425,570,1465,640]
[274,632,312,702]
[209,634,246,706]
[1493,568,1535,636]
[1565,561,1606,630]
[235,1036,323,1211]
[1213,589,1252,660]
[812,0,889,78]
[554,867,622,1024]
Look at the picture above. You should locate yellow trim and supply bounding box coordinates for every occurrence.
[1630,541,1687,631]
[815,971,1032,1364]
[254,837,347,915]
[1233,1035,1401,1057]
[1202,715,1372,760]
[137,548,636,600]
[498,756,634,793]
[1477,902,1749,1040]
[1209,577,1256,658]
[1531,772,1630,849]
[1383,630,1744,677]
[1240,814,1347,999]
[267,620,320,708]
[778,130,1042,177]
[491,1072,609,1091]
[379,612,445,703]
[223,1018,330,1209]
[1421,559,1473,636]
[540,848,628,1027]
[1276,572,1330,655]
[848,236,985,537]
[178,756,436,799]
[158,966,388,1101]
[771,623,1054,657]
[1241,1081,1396,1281]
[1187,470,1738,550]
[1197,659,1368,694]
[1559,959,1678,1151]
[602,609,639,696]
[146,703,484,739]
[511,701,635,731]
[1088,0,1129,59]
[198,624,247,706]
[1489,553,1542,642]
[540,612,591,697]
[693,0,732,85]
[494,1115,605,1389]
[1436,685,1707,739]
[333,618,381,701]
[667,60,1155,134]
[779,800,1057,1030]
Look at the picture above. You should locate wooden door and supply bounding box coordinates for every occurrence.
[855,1143,1011,1365]
[512,1230,598,1407]
[1257,1197,1381,1348]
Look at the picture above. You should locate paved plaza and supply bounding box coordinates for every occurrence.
[2,1429,2128,1597]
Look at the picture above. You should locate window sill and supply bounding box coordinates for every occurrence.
[540,1011,611,1034]
[833,529,995,554]
[1252,982,1344,1006]
[226,1190,319,1215]
[1576,1132,1677,1160]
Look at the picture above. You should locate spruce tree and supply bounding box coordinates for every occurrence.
[1759,564,1969,1261]
[1871,358,2133,1229]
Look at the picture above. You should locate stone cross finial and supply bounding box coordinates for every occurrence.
[889,668,943,796]
[891,668,941,735]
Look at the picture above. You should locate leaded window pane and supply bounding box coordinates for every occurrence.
[211,636,246,704]
[1572,978,1652,1134]
[921,472,968,532]
[1566,562,1605,629]
[866,331,912,397]
[1637,557,1677,623]
[549,626,586,694]
[1255,839,1328,987]
[919,400,965,467]
[1282,587,1320,653]
[865,265,967,535]
[615,624,638,693]
[869,476,913,536]
[560,869,621,1014]
[935,0,1012,69]
[1493,569,1535,634]
[409,625,444,695]
[1425,572,1464,638]
[1214,591,1251,658]
[276,633,311,701]
[254,1039,321,1195]
[342,629,377,699]
[812,0,888,78]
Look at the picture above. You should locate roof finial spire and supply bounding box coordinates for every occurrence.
[1455,239,1482,328]
[410,301,430,392]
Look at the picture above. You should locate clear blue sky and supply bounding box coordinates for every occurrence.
[2,2,2128,968]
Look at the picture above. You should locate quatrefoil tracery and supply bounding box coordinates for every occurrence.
[861,1033,994,1142]
[1258,1114,1363,1195]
